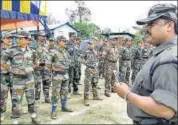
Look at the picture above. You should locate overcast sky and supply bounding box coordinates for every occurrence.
[47,1,177,33]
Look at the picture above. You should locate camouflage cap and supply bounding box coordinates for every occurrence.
[56,36,67,42]
[18,31,31,38]
[49,37,55,41]
[3,32,13,39]
[38,31,47,36]
[136,4,177,25]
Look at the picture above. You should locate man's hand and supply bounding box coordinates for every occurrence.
[115,82,130,98]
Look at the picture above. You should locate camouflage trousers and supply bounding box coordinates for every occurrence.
[84,68,99,99]
[131,59,142,83]
[120,60,131,84]
[0,74,13,114]
[98,60,105,77]
[11,74,35,118]
[104,63,116,94]
[34,69,51,101]
[68,66,80,93]
[51,73,68,106]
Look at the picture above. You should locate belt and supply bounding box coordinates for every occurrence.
[123,59,131,61]
[53,71,66,75]
[107,60,117,63]
[142,57,149,59]
[13,74,32,79]
[0,72,10,75]
[133,119,177,125]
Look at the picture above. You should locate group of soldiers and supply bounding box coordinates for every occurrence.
[0,30,153,124]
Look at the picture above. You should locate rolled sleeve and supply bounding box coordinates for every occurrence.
[151,64,177,112]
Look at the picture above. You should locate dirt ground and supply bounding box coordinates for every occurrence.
[2,65,132,124]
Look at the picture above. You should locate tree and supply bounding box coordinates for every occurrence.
[133,30,145,44]
[102,28,111,34]
[47,13,60,25]
[65,1,91,23]
[72,22,101,39]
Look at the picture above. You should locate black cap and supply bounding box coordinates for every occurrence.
[136,4,177,25]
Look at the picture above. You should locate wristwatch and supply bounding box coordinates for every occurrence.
[124,90,132,102]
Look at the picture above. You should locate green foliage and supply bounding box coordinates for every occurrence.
[133,30,145,45]
[73,22,101,39]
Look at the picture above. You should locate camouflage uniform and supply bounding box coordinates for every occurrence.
[48,37,57,88]
[103,43,119,96]
[119,45,132,84]
[0,33,13,122]
[131,46,142,83]
[34,32,51,103]
[66,40,79,94]
[50,36,73,119]
[83,41,102,106]
[1,31,39,124]
[96,42,105,78]
[73,43,82,85]
[140,46,152,67]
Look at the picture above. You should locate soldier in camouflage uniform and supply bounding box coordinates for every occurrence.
[0,33,13,122]
[82,41,102,106]
[1,31,39,124]
[73,37,82,86]
[96,39,105,78]
[50,36,73,119]
[34,31,51,104]
[67,35,81,96]
[119,40,133,85]
[131,42,143,83]
[48,37,56,89]
[140,42,152,66]
[103,38,119,97]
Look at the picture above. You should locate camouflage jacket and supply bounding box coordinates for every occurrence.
[120,46,133,60]
[0,44,11,73]
[1,45,37,75]
[51,47,71,72]
[103,44,119,63]
[74,44,83,67]
[35,42,51,70]
[141,47,152,58]
[83,48,98,71]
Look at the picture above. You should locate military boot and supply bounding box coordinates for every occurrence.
[61,107,73,112]
[93,96,103,100]
[104,92,111,97]
[84,99,90,106]
[61,96,73,112]
[51,111,57,119]
[45,98,51,103]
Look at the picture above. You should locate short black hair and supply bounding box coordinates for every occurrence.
[160,16,178,34]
